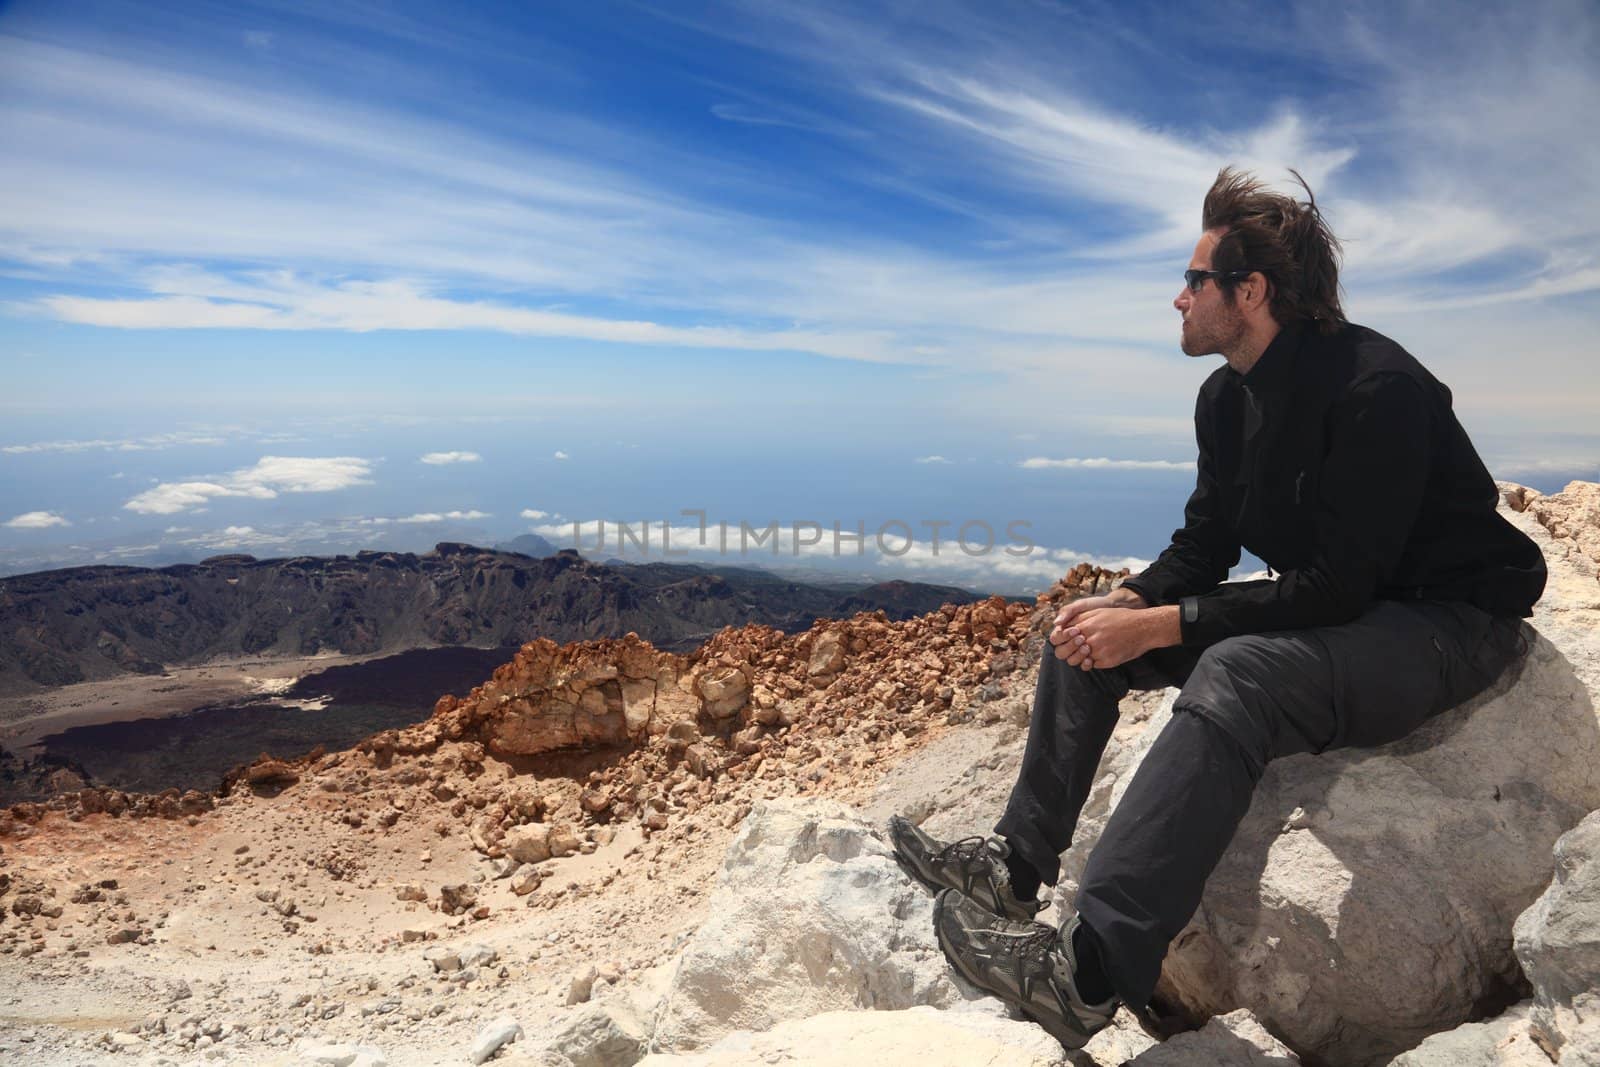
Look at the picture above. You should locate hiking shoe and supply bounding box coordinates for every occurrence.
[933,889,1117,1049]
[886,814,1046,922]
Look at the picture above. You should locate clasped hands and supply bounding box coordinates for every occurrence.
[1050,589,1179,672]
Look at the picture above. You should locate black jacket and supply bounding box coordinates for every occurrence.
[1121,320,1547,647]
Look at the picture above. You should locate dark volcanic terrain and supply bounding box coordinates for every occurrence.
[0,544,988,698]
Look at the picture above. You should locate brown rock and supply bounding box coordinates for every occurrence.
[504,823,553,865]
[439,884,478,914]
[807,632,846,677]
[697,666,749,719]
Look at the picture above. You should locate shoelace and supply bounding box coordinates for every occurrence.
[934,835,996,866]
[934,836,1050,912]
[984,917,1061,965]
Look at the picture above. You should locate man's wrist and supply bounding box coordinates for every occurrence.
[1109,586,1149,609]
[1143,605,1182,650]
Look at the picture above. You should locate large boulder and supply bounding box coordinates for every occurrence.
[1127,1009,1300,1066]
[648,799,963,1051]
[1385,1002,1550,1066]
[1514,808,1600,1061]
[1050,485,1600,1065]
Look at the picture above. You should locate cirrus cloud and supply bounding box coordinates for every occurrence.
[420,450,481,465]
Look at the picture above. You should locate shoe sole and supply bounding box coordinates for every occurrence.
[933,889,1096,1051]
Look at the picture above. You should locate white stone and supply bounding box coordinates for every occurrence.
[423,946,462,973]
[1515,808,1600,1058]
[650,799,964,1051]
[295,1040,358,1066]
[1127,1009,1299,1065]
[460,943,497,968]
[637,1005,1069,1066]
[470,1016,524,1064]
[531,1001,649,1067]
[1385,1001,1549,1066]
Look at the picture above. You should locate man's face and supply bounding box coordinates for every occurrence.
[1175,229,1247,358]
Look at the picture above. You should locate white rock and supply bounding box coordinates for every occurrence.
[350,1045,388,1067]
[424,946,462,973]
[637,1005,1069,1066]
[1515,808,1600,1058]
[296,1043,369,1067]
[460,943,498,968]
[1081,1010,1161,1063]
[567,964,598,1006]
[1127,1009,1299,1065]
[1385,1001,1549,1066]
[470,1016,523,1064]
[650,799,963,1052]
[531,1001,648,1067]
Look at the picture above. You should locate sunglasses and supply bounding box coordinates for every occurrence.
[1184,268,1256,292]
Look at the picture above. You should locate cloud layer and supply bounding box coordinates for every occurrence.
[4,511,70,529]
[123,456,374,514]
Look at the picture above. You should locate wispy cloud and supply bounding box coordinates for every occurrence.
[420,450,481,465]
[1019,457,1195,471]
[123,456,374,514]
[0,1,1594,456]
[4,510,70,529]
[914,455,952,464]
[553,450,570,461]
[520,508,552,520]
[395,510,490,524]
[2,430,227,454]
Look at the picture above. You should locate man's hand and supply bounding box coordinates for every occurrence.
[1050,602,1182,671]
[1053,587,1148,632]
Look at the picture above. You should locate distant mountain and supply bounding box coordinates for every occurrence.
[831,579,985,620]
[492,533,560,558]
[0,544,993,697]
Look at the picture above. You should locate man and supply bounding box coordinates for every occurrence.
[887,167,1547,1048]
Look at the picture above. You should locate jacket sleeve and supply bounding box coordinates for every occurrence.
[1177,372,1432,645]
[1120,387,1241,606]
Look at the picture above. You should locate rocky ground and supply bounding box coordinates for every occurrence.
[0,558,1118,1066]
[1,482,1597,1066]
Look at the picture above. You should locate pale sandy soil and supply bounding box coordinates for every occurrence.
[0,690,1101,1066]
[0,652,397,752]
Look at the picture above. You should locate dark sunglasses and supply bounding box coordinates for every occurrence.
[1184,268,1256,292]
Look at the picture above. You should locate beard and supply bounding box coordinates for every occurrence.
[1180,298,1248,358]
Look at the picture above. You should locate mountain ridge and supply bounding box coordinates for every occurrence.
[0,543,993,697]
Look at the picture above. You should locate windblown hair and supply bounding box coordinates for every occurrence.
[1202,167,1346,334]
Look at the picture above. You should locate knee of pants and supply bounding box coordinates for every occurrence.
[1173,636,1287,771]
[1037,636,1126,700]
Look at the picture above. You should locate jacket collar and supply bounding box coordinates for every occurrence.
[1239,319,1305,394]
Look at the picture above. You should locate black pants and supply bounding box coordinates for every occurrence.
[994,599,1527,1010]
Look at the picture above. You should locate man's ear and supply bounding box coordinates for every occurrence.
[1243,271,1271,312]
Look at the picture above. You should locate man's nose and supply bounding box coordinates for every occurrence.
[1174,287,1190,311]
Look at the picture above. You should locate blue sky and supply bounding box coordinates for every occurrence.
[2,0,1597,592]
